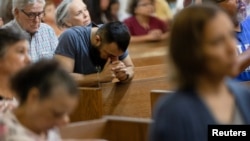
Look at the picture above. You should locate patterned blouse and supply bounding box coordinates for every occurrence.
[0,111,62,141]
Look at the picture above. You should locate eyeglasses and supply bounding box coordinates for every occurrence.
[137,2,153,7]
[21,9,44,20]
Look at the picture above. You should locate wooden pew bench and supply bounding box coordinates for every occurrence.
[60,116,152,141]
[70,76,172,122]
[128,41,168,67]
[132,55,167,67]
[133,64,167,80]
[101,76,171,118]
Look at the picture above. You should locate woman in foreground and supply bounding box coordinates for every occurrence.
[0,59,78,140]
[150,4,250,141]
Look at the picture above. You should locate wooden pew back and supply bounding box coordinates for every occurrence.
[70,87,103,122]
[101,76,171,118]
[150,90,173,115]
[60,116,152,141]
[128,41,167,67]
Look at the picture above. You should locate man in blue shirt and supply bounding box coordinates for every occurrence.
[55,21,134,86]
[204,0,250,81]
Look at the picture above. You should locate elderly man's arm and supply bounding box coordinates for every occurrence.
[230,48,250,77]
[55,55,115,87]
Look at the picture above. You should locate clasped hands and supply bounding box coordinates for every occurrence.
[99,58,128,82]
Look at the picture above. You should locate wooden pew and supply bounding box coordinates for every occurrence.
[69,63,170,122]
[70,87,103,122]
[70,76,171,122]
[60,116,152,141]
[150,90,173,115]
[128,41,168,67]
[101,76,171,118]
[133,64,167,80]
[132,55,167,67]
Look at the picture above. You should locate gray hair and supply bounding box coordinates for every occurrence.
[12,0,45,13]
[55,0,73,29]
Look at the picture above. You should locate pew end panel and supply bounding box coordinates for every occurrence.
[70,87,103,122]
[150,90,174,115]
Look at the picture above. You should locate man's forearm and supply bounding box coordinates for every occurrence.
[71,73,101,87]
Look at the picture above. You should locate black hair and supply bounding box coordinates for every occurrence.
[127,0,154,15]
[11,59,78,105]
[96,21,131,52]
[0,27,28,58]
[104,0,119,22]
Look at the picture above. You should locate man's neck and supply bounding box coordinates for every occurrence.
[0,73,13,98]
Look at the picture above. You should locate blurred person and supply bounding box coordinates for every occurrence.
[237,0,247,22]
[154,0,173,23]
[0,59,78,140]
[55,21,134,87]
[102,0,120,23]
[0,18,4,27]
[0,0,14,24]
[150,4,250,141]
[56,0,91,31]
[83,0,102,24]
[3,0,58,62]
[203,0,250,81]
[124,0,169,43]
[0,28,30,112]
[42,0,63,36]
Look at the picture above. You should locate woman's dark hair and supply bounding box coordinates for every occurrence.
[169,4,224,89]
[11,59,78,105]
[127,0,154,15]
[0,27,28,58]
[104,0,119,22]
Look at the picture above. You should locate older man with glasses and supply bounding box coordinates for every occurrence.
[2,0,58,62]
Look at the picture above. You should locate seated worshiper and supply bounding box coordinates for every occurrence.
[55,21,134,87]
[0,59,78,141]
[203,0,250,81]
[101,0,120,23]
[149,4,250,141]
[55,0,92,31]
[123,0,169,43]
[0,28,30,112]
[42,0,63,37]
[0,0,14,24]
[3,0,58,62]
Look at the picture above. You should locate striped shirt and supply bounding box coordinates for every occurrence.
[3,20,58,62]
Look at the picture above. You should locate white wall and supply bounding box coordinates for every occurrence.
[118,0,131,21]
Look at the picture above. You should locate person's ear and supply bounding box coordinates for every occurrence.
[26,87,40,104]
[13,8,19,17]
[95,35,102,47]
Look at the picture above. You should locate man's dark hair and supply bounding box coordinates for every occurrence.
[96,21,131,52]
[11,59,78,105]
[0,27,28,58]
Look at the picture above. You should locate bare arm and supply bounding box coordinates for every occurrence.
[54,55,115,87]
[230,48,250,77]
